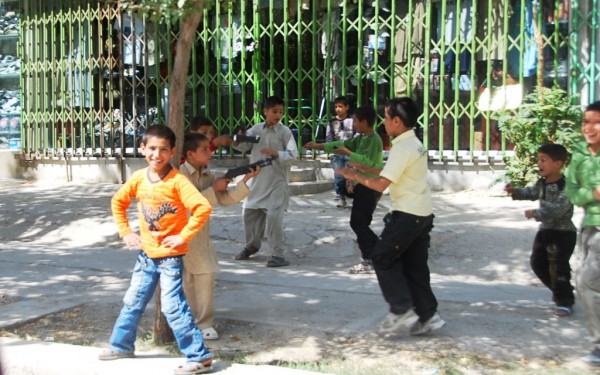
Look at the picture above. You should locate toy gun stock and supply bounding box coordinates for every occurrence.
[223,157,274,179]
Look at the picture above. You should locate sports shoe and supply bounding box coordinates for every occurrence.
[348,260,373,274]
[410,313,446,335]
[234,247,258,260]
[379,309,419,333]
[582,346,600,365]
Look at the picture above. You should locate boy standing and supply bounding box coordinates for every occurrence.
[505,144,577,317]
[327,96,355,208]
[337,97,444,335]
[233,96,298,267]
[305,106,383,274]
[565,101,600,364]
[101,125,214,374]
[180,132,259,341]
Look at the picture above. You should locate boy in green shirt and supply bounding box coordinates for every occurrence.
[565,100,600,365]
[304,105,383,274]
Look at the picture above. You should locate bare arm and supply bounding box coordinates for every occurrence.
[348,161,382,176]
[336,167,391,193]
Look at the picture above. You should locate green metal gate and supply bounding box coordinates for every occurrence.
[17,0,600,161]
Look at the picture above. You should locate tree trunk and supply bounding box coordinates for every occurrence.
[154,1,204,345]
[168,4,204,164]
[532,4,544,95]
[153,285,175,345]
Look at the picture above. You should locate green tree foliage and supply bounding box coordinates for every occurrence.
[494,87,582,188]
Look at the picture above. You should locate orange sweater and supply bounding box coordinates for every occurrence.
[111,167,212,258]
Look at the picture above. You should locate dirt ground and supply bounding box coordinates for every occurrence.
[1,179,599,375]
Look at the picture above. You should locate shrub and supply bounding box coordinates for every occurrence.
[493,87,582,187]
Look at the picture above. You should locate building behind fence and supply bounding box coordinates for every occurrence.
[4,0,600,164]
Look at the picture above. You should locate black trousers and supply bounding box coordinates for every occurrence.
[531,229,577,307]
[347,183,382,261]
[371,211,437,322]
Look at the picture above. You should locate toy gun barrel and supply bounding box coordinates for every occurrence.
[233,134,260,143]
[223,157,274,179]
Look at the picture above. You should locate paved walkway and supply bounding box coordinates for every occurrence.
[0,179,594,374]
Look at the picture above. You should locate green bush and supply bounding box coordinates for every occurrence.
[494,87,582,188]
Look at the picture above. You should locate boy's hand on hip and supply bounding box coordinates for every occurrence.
[162,235,185,251]
[123,233,141,249]
[594,187,600,201]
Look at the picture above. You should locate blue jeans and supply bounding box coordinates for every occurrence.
[108,251,212,362]
[331,155,349,196]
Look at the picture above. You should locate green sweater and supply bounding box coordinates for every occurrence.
[565,139,600,227]
[323,132,383,178]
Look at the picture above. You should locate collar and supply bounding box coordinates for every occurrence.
[263,122,282,130]
[391,129,416,146]
[181,161,208,176]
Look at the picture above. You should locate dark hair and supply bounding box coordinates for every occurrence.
[353,105,377,128]
[333,96,350,107]
[182,133,209,157]
[263,95,285,109]
[142,125,176,148]
[385,97,419,128]
[538,143,569,163]
[189,115,214,132]
[585,101,600,114]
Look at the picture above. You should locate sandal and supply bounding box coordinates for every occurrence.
[234,247,258,260]
[266,256,289,267]
[555,306,573,317]
[348,261,374,274]
[202,326,219,340]
[174,358,213,375]
[98,348,135,361]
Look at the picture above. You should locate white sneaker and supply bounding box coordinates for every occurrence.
[379,309,419,333]
[202,327,219,340]
[410,313,446,335]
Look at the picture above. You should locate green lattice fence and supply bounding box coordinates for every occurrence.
[18,0,600,161]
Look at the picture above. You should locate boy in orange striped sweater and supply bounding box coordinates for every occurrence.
[99,125,214,375]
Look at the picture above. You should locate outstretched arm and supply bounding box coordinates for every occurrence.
[336,167,391,193]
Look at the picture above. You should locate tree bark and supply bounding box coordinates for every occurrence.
[154,1,204,345]
[168,5,204,164]
[153,285,175,344]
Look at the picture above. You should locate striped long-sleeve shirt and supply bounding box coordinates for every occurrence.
[111,167,212,258]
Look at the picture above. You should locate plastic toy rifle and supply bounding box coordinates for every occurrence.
[233,134,260,143]
[223,157,275,179]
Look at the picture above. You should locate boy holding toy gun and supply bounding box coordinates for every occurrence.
[180,132,261,341]
[232,95,298,267]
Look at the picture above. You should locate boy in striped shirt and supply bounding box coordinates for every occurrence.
[100,125,214,375]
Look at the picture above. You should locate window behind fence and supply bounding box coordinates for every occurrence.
[16,0,600,162]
